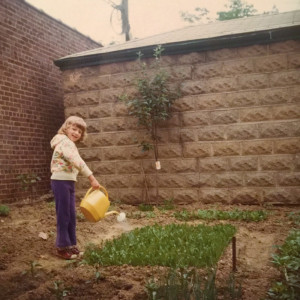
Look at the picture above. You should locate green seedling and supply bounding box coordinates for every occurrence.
[22,260,41,277]
[145,277,159,300]
[94,264,105,282]
[0,205,10,216]
[48,280,69,300]
[65,259,81,269]
[225,272,242,299]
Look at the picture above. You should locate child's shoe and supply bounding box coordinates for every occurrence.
[69,246,84,257]
[56,248,77,260]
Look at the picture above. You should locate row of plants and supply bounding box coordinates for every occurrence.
[267,229,300,300]
[174,208,269,222]
[83,223,236,268]
[138,198,175,212]
[145,267,242,300]
[129,206,269,222]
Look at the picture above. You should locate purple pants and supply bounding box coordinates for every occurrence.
[51,180,77,248]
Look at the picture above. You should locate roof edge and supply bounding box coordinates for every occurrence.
[54,25,300,71]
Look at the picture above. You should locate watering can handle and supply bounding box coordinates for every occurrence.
[84,185,108,199]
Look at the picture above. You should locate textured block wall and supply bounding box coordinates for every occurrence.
[63,40,300,206]
[0,0,101,202]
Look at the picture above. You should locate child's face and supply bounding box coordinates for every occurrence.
[66,124,82,142]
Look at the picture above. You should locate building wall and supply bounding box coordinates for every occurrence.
[63,40,300,206]
[0,0,101,202]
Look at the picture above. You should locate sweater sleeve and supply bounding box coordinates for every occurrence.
[62,139,93,178]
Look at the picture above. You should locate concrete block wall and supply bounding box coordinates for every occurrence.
[63,40,300,205]
[0,0,101,202]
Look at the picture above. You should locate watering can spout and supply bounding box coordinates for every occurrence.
[105,211,119,216]
[105,211,126,222]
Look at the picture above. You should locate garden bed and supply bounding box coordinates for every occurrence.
[0,199,298,299]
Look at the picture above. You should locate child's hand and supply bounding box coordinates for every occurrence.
[91,179,100,189]
[88,175,100,189]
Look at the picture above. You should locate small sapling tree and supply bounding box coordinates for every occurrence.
[120,45,181,200]
[16,173,41,203]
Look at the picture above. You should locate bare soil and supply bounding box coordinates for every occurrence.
[0,198,297,300]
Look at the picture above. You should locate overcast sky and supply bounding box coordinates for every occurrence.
[26,0,300,45]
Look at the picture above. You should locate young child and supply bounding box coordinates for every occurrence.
[50,116,100,260]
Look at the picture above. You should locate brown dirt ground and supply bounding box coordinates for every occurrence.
[0,197,298,300]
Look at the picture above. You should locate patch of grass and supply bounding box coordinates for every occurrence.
[110,198,122,205]
[267,230,300,299]
[84,223,236,268]
[174,208,268,222]
[146,211,156,219]
[138,198,175,213]
[158,198,175,211]
[0,205,10,216]
[47,201,56,209]
[138,203,154,211]
[287,211,300,227]
[76,211,86,222]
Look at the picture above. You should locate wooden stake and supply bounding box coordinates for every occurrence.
[232,236,237,272]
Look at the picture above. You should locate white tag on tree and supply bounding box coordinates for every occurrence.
[155,161,161,170]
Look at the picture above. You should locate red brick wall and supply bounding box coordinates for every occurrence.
[0,0,101,202]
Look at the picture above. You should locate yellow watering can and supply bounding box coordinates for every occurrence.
[80,186,120,222]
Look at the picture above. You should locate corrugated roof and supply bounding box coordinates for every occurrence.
[55,10,300,69]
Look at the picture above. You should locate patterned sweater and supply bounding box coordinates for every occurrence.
[50,134,92,181]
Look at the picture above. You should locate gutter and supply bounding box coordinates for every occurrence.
[54,25,300,71]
